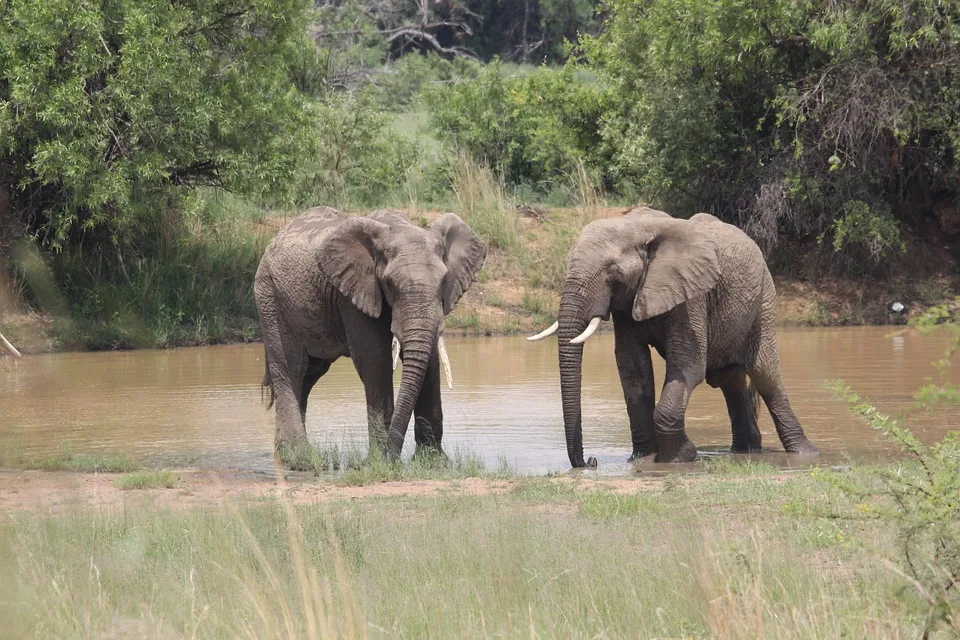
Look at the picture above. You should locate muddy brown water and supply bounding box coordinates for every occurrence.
[1,328,957,476]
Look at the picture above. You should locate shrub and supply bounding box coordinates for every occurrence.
[579,0,960,265]
[425,61,610,191]
[0,0,317,253]
[828,298,960,636]
[295,93,421,208]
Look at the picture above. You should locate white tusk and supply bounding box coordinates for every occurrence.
[391,336,400,371]
[526,321,559,342]
[569,317,602,345]
[438,335,453,390]
[0,332,20,359]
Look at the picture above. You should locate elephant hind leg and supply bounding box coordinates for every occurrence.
[707,365,762,452]
[299,357,332,424]
[255,275,310,451]
[746,324,817,455]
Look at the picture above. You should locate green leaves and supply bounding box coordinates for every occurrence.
[0,0,315,250]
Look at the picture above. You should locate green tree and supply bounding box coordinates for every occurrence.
[0,0,317,253]
[580,0,960,267]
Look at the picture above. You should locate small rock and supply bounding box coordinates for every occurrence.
[890,301,905,313]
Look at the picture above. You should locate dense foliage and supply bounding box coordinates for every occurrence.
[424,62,609,191]
[0,0,317,253]
[315,0,602,66]
[429,0,960,268]
[583,0,960,263]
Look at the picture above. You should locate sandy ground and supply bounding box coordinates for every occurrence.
[0,469,673,515]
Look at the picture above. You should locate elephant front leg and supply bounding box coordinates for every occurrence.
[351,349,395,458]
[613,315,657,462]
[653,370,699,463]
[413,348,446,459]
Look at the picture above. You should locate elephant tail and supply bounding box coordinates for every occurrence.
[261,350,275,410]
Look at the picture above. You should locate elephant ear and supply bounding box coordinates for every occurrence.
[318,217,389,318]
[632,221,721,321]
[429,213,487,314]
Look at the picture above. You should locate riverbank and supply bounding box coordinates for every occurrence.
[0,464,933,638]
[1,202,956,355]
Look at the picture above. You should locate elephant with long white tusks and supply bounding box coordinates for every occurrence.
[528,206,817,468]
[0,331,20,358]
[255,207,485,463]
[393,334,453,390]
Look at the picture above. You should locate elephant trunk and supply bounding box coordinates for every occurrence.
[385,312,439,461]
[557,277,604,468]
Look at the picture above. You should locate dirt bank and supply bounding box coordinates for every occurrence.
[1,205,955,354]
[0,469,688,514]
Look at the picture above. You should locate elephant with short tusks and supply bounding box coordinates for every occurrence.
[255,207,486,461]
[528,206,817,467]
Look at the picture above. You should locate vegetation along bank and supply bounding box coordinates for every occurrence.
[1,0,958,353]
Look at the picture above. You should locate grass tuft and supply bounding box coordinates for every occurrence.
[115,470,178,490]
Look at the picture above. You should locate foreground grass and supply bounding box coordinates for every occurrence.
[2,445,137,473]
[277,440,509,486]
[114,470,178,490]
[0,469,930,638]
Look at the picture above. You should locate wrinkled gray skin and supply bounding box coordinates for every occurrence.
[255,207,486,461]
[547,207,817,467]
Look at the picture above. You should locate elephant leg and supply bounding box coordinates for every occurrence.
[345,314,395,458]
[654,314,704,462]
[256,276,309,451]
[613,314,657,462]
[747,324,817,455]
[299,357,332,424]
[653,367,700,462]
[707,365,762,452]
[413,346,445,456]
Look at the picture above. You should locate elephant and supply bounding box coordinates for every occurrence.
[0,331,19,358]
[528,206,817,467]
[255,207,486,461]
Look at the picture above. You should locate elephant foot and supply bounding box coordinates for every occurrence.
[571,456,598,469]
[275,437,315,471]
[654,438,698,463]
[628,450,658,464]
[785,438,818,455]
[413,445,449,465]
[730,441,763,454]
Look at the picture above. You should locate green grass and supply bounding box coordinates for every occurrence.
[114,470,179,490]
[0,470,930,638]
[277,440,504,485]
[2,443,138,473]
[700,456,782,476]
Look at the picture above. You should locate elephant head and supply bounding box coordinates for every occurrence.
[319,212,485,458]
[528,208,720,468]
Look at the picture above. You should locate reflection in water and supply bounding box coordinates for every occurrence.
[1,328,957,474]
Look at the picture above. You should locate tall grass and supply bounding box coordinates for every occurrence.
[0,470,926,638]
[36,191,278,349]
[523,159,608,292]
[451,152,520,252]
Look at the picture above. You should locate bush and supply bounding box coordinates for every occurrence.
[828,298,960,636]
[0,0,317,254]
[578,0,960,265]
[425,61,610,192]
[294,93,421,209]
